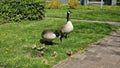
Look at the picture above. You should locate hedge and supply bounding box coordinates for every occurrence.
[0,0,45,22]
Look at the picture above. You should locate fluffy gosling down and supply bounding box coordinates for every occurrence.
[41,29,59,44]
[66,49,73,56]
[57,10,74,41]
[51,51,57,58]
[37,44,45,51]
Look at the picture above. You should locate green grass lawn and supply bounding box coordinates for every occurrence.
[0,19,119,68]
[46,5,120,22]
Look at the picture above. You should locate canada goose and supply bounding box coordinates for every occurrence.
[31,44,37,49]
[51,51,57,58]
[57,10,73,41]
[41,29,59,44]
[37,44,45,51]
[38,51,44,57]
[66,49,73,56]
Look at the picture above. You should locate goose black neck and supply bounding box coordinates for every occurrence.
[67,12,70,22]
[54,30,60,37]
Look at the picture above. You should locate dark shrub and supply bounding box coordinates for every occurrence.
[117,0,120,5]
[0,0,45,22]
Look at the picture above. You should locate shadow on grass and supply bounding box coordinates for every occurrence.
[22,46,39,57]
[39,39,58,45]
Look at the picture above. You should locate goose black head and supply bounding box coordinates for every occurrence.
[67,10,72,14]
[54,30,60,37]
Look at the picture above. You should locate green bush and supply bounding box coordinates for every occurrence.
[0,0,45,22]
[68,0,78,9]
[47,0,62,9]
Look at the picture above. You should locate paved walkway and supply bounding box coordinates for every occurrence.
[51,18,120,68]
[45,17,120,26]
[52,29,120,68]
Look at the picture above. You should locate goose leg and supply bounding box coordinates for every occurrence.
[60,37,62,41]
[60,33,64,41]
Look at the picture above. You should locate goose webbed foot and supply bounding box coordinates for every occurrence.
[60,33,64,42]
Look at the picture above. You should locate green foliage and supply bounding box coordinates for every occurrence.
[0,0,45,22]
[117,0,120,5]
[47,0,62,9]
[68,0,78,9]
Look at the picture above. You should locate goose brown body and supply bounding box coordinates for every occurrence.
[41,30,56,42]
[59,21,73,33]
[57,10,73,41]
